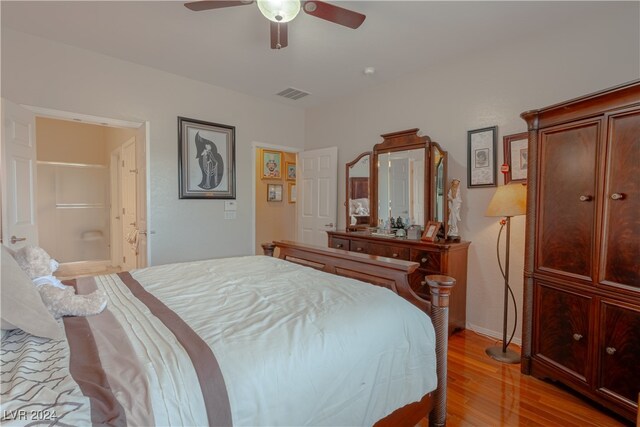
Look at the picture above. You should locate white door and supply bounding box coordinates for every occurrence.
[297,147,338,247]
[1,99,38,249]
[135,124,148,268]
[110,147,122,267]
[121,138,137,270]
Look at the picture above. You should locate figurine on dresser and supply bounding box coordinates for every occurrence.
[447,178,462,242]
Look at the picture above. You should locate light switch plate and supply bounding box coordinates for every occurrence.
[224,211,236,220]
[224,201,237,211]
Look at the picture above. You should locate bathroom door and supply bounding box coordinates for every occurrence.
[1,99,38,249]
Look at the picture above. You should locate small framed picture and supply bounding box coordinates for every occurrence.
[286,161,297,181]
[262,150,282,179]
[467,126,497,188]
[267,184,283,202]
[503,132,528,184]
[288,182,297,203]
[421,221,442,242]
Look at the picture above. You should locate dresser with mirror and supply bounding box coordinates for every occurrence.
[329,128,470,333]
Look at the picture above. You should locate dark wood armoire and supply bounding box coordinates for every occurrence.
[520,80,640,422]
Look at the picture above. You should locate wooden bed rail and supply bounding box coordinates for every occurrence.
[262,240,454,427]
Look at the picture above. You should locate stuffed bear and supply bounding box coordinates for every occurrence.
[13,246,108,319]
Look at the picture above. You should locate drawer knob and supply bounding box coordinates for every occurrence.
[579,195,592,202]
[572,333,583,341]
[356,247,363,252]
[421,257,428,263]
[336,244,343,248]
[392,253,399,258]
[605,347,616,355]
[610,193,625,200]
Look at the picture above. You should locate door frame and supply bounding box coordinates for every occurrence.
[109,146,122,268]
[251,141,301,254]
[20,104,151,265]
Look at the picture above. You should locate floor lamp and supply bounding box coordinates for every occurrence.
[485,183,527,364]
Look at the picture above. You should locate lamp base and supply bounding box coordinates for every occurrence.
[485,346,521,364]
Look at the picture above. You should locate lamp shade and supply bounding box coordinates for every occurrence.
[485,183,527,217]
[257,0,301,22]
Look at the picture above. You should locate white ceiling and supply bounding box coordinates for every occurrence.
[1,1,626,108]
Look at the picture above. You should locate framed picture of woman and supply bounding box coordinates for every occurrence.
[178,116,236,199]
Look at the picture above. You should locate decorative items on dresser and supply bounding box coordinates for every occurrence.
[521,80,640,423]
[327,230,469,335]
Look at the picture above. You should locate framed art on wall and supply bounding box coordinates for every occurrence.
[467,126,497,188]
[267,184,283,202]
[503,132,528,184]
[178,116,236,199]
[262,150,282,179]
[286,161,296,181]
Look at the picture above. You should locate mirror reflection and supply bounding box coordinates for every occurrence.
[432,146,445,222]
[347,154,371,228]
[377,148,425,227]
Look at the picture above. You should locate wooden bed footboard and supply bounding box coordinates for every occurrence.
[262,241,454,426]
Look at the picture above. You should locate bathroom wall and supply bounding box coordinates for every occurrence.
[36,117,110,262]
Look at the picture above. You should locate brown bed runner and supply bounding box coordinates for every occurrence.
[63,279,127,426]
[117,271,233,427]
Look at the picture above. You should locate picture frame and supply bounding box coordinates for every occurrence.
[421,221,442,242]
[467,126,497,188]
[288,182,297,203]
[503,132,528,184]
[286,161,297,181]
[267,184,283,202]
[262,150,282,180]
[178,116,236,199]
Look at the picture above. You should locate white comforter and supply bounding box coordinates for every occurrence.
[132,255,437,426]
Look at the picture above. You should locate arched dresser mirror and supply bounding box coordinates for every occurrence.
[333,128,469,334]
[371,129,448,236]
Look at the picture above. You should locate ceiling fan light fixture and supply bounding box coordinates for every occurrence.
[257,0,300,22]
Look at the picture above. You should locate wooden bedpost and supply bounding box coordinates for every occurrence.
[261,242,276,257]
[426,274,455,427]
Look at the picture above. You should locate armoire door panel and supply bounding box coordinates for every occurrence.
[600,109,640,290]
[597,301,640,408]
[534,283,591,382]
[537,121,600,280]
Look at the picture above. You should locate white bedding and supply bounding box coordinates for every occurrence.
[132,255,437,426]
[1,255,437,426]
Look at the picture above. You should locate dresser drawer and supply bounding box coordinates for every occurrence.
[369,243,410,260]
[410,249,442,272]
[330,237,350,251]
[350,239,372,254]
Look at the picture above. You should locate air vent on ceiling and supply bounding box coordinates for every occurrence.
[276,87,310,100]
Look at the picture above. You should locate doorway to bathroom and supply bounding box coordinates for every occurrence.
[35,116,145,277]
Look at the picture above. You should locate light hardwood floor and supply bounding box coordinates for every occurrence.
[419,330,630,427]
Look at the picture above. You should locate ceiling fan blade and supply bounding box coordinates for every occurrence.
[184,1,253,12]
[302,1,365,29]
[270,22,288,49]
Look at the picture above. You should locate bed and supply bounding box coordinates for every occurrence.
[1,241,453,426]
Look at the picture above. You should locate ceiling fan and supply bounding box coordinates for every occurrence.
[184,0,366,49]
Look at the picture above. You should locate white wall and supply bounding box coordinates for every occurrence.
[304,5,640,341]
[2,29,306,265]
